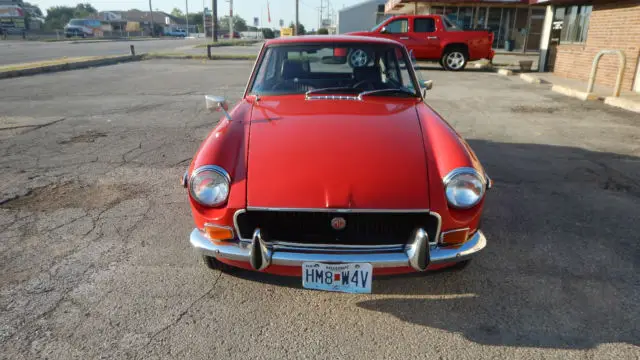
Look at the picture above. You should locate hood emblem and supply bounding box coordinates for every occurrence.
[331,217,346,230]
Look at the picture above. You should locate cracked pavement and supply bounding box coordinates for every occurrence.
[0,60,639,359]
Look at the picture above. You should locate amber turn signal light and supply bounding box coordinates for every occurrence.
[440,228,470,246]
[204,224,234,241]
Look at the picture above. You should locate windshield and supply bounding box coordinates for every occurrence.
[370,19,387,32]
[249,43,420,97]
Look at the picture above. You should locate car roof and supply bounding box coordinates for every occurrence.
[265,35,403,47]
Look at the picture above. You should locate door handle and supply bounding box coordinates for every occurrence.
[427,36,439,40]
[399,36,410,40]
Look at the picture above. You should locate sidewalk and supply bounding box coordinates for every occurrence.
[521,72,640,113]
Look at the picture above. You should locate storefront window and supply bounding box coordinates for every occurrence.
[557,5,592,43]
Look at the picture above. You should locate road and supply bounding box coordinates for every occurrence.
[0,39,262,65]
[0,60,639,359]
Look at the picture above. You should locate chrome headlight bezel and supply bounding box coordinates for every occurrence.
[442,167,487,209]
[188,165,231,207]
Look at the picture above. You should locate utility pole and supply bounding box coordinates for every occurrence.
[185,0,189,37]
[295,0,299,35]
[212,0,217,42]
[319,0,323,29]
[148,0,155,36]
[229,0,234,38]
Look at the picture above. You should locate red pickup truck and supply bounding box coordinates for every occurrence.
[349,14,495,71]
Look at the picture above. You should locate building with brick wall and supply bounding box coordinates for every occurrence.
[537,0,639,93]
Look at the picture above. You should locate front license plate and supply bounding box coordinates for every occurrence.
[302,262,373,294]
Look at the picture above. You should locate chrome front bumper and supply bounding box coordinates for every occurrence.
[190,228,487,272]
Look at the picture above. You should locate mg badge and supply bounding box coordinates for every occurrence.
[331,217,346,230]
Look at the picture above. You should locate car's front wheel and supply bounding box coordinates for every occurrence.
[441,48,468,71]
[201,255,235,272]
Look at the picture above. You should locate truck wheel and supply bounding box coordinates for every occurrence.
[441,48,468,71]
[348,49,370,68]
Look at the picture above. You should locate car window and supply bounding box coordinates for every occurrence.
[414,18,435,33]
[385,19,408,34]
[249,43,419,96]
[442,17,460,31]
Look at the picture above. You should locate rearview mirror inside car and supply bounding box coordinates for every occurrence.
[205,95,231,120]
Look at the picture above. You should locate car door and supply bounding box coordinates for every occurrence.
[412,17,440,60]
[378,17,420,52]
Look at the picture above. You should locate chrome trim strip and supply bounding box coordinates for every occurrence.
[306,95,360,101]
[245,207,431,213]
[268,240,404,251]
[190,228,487,269]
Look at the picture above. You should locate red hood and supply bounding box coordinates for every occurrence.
[246,96,430,209]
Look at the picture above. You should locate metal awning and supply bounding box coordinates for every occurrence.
[385,0,549,13]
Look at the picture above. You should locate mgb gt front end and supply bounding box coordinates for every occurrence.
[184,35,490,293]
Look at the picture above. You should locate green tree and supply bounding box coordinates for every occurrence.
[44,3,97,30]
[187,12,203,28]
[44,6,74,30]
[171,8,184,18]
[23,2,43,17]
[317,28,329,35]
[288,21,305,35]
[219,15,247,32]
[261,28,274,39]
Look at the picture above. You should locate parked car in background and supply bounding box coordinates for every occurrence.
[184,35,490,294]
[64,18,104,38]
[164,28,187,37]
[220,31,241,39]
[349,14,495,71]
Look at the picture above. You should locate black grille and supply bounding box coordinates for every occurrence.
[235,210,439,246]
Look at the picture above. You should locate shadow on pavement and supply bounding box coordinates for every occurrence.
[359,139,640,349]
[217,139,639,350]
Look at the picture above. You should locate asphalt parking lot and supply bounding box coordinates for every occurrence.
[1,60,639,359]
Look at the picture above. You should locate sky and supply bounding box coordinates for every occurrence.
[32,0,371,31]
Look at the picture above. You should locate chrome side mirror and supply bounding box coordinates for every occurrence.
[380,26,388,34]
[420,80,433,98]
[205,95,231,120]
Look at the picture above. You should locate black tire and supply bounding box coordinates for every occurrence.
[441,47,468,71]
[451,259,472,270]
[201,254,235,272]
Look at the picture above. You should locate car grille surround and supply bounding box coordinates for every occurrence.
[234,210,440,247]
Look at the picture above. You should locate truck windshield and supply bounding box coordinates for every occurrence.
[370,20,386,32]
[249,43,420,97]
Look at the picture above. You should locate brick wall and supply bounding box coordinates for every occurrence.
[553,0,640,92]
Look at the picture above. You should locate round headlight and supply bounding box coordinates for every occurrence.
[443,168,486,209]
[189,166,230,206]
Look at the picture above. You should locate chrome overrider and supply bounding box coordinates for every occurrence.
[190,226,487,273]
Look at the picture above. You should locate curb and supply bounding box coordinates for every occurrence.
[0,55,141,79]
[496,68,514,76]
[604,96,640,113]
[551,84,600,101]
[519,73,547,84]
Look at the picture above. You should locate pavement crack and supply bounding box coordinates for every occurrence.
[12,117,67,133]
[139,271,223,353]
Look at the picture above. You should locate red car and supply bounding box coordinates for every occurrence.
[349,14,495,71]
[185,35,490,293]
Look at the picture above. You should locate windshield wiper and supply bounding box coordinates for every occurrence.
[358,88,417,98]
[305,87,361,97]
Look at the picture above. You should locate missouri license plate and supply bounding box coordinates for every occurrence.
[302,262,372,294]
